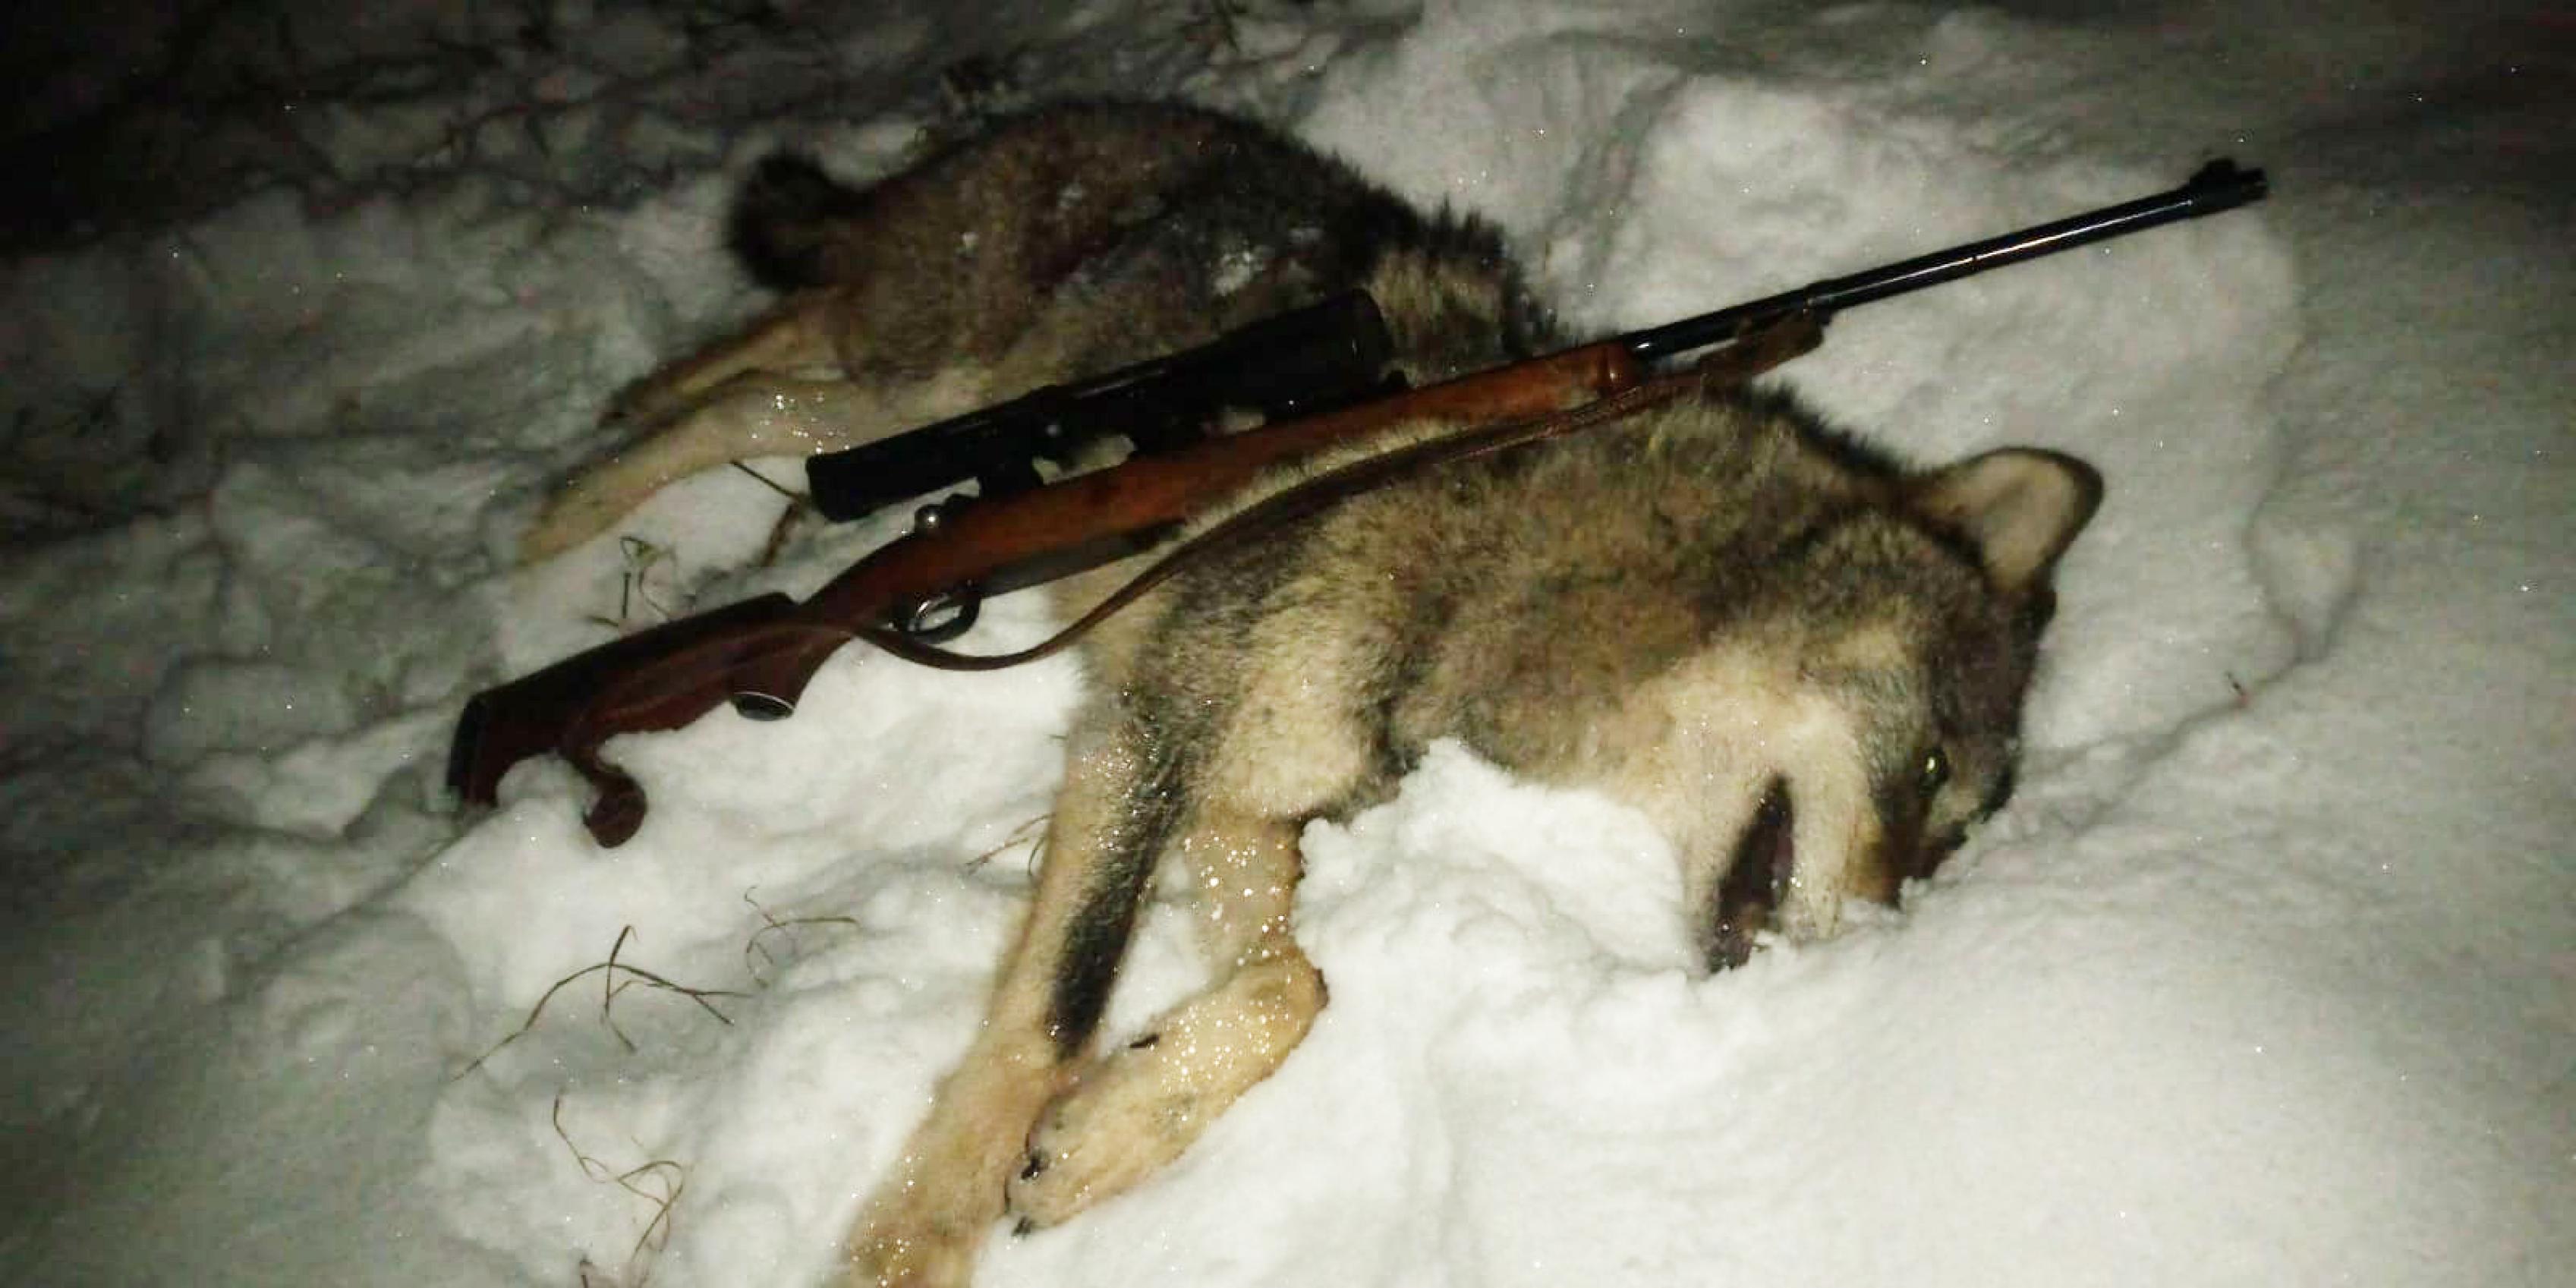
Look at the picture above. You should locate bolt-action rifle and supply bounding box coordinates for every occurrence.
[448,159,2266,847]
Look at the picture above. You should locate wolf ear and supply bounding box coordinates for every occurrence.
[1908,449,2105,594]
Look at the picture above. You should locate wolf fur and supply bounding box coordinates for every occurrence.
[526,104,2102,1287]
[521,102,1545,559]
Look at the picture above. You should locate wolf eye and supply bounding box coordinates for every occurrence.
[1917,748,1951,798]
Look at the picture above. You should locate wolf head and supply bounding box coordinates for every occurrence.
[1619,440,2103,969]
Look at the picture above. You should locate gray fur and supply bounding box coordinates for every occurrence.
[524,102,1553,561]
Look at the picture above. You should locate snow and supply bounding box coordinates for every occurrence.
[3,2,2566,1286]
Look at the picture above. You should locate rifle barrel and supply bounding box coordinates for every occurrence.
[1621,159,2268,362]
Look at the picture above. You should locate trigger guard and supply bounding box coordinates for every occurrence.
[901,591,981,643]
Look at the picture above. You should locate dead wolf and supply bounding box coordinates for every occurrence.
[527,102,2102,1286]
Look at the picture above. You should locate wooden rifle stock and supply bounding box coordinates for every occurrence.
[446,592,795,809]
[450,341,1645,846]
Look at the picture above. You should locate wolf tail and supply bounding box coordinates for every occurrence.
[728,153,868,291]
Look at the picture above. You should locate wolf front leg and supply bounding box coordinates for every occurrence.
[994,600,1385,1225]
[1005,810,1326,1229]
[842,716,1177,1288]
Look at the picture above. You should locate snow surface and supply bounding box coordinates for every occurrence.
[4,2,2567,1286]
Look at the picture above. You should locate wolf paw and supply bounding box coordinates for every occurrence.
[1005,1035,1205,1229]
[520,473,639,562]
[519,427,707,562]
[1006,952,1324,1228]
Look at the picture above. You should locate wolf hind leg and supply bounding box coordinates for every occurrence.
[521,355,1012,561]
[843,716,1173,1288]
[601,291,842,427]
[523,374,888,560]
[1006,811,1326,1229]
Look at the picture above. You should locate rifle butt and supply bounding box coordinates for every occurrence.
[446,592,800,811]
